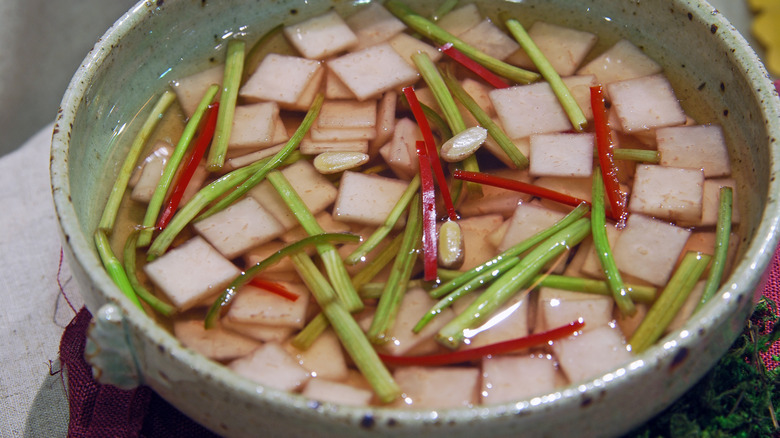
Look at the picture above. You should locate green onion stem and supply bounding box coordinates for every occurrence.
[385,0,539,84]
[199,93,324,220]
[123,230,175,316]
[429,202,590,299]
[432,0,458,21]
[99,90,176,232]
[533,274,657,303]
[630,251,712,353]
[413,52,466,134]
[147,151,302,259]
[442,68,529,169]
[436,217,592,349]
[367,194,423,344]
[592,170,636,316]
[696,186,733,311]
[351,233,405,292]
[95,229,144,310]
[204,232,360,328]
[346,175,420,265]
[208,39,246,171]
[612,149,660,163]
[291,313,330,350]
[138,84,220,247]
[359,279,431,300]
[267,170,364,312]
[291,252,401,403]
[504,19,587,132]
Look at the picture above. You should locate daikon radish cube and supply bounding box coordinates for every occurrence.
[243,240,297,274]
[529,133,595,178]
[247,160,339,229]
[678,178,740,227]
[310,126,377,142]
[459,169,532,218]
[346,2,406,50]
[228,102,280,150]
[225,282,309,328]
[499,203,566,252]
[301,139,369,155]
[288,66,326,111]
[370,91,397,157]
[228,343,310,391]
[490,83,571,139]
[193,197,286,259]
[612,213,691,286]
[130,142,172,203]
[579,225,622,279]
[286,329,349,380]
[462,78,495,115]
[283,11,358,59]
[392,366,480,409]
[656,125,731,177]
[537,287,613,332]
[173,319,260,361]
[507,22,597,76]
[172,65,223,118]
[607,74,686,133]
[327,43,419,101]
[318,100,377,129]
[481,354,557,404]
[462,293,530,350]
[324,69,356,99]
[486,219,510,248]
[144,236,240,310]
[333,171,411,225]
[458,214,505,271]
[378,117,422,180]
[221,318,295,343]
[281,211,352,244]
[222,144,284,172]
[303,379,374,406]
[562,75,597,121]
[378,288,456,356]
[437,4,482,37]
[577,39,663,86]
[387,33,442,67]
[629,164,704,222]
[666,281,706,334]
[553,325,632,383]
[459,19,520,61]
[240,54,322,106]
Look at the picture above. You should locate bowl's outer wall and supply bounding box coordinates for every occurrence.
[50,0,780,436]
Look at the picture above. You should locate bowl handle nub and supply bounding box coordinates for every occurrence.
[84,303,142,389]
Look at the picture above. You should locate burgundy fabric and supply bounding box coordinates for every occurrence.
[59,251,780,436]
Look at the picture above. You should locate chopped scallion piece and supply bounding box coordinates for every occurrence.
[208,39,245,171]
[94,229,144,310]
[696,186,733,311]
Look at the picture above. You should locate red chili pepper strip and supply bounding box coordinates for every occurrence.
[157,102,219,230]
[249,277,299,302]
[416,141,438,282]
[439,43,510,89]
[379,319,584,366]
[590,86,627,226]
[402,86,458,221]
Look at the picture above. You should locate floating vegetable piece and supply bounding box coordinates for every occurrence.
[208,39,245,171]
[440,126,487,162]
[439,43,509,89]
[591,85,628,224]
[438,219,465,269]
[417,141,439,281]
[313,151,369,174]
[696,186,733,311]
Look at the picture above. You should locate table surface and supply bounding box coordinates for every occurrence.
[0,1,770,436]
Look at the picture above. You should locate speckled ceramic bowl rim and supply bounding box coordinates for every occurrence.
[51,0,780,433]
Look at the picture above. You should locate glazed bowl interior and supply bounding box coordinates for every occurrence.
[51,0,780,436]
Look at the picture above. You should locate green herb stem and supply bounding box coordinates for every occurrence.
[359,279,431,300]
[138,84,219,247]
[442,69,529,169]
[429,202,590,299]
[533,274,657,303]
[351,233,405,292]
[630,251,712,353]
[199,93,324,219]
[291,313,330,350]
[436,217,592,349]
[367,194,423,344]
[94,229,144,310]
[98,90,176,232]
[385,0,539,84]
[505,19,587,131]
[346,175,420,265]
[291,252,401,403]
[412,52,466,134]
[612,148,660,163]
[592,170,636,316]
[208,39,245,171]
[123,230,175,316]
[267,170,364,312]
[696,186,733,311]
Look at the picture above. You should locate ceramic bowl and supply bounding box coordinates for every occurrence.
[50,0,780,436]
